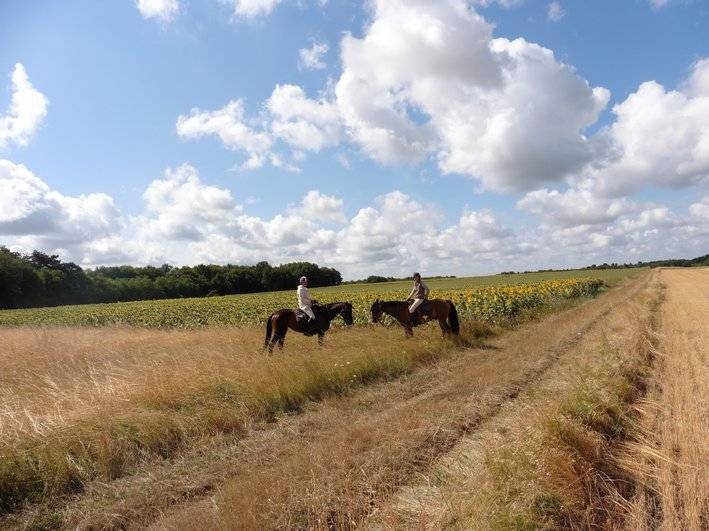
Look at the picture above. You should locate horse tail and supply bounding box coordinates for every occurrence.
[264,314,273,348]
[447,300,460,334]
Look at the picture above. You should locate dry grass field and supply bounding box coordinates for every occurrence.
[0,268,705,530]
[623,268,708,530]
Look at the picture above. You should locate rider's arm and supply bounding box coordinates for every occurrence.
[407,286,417,300]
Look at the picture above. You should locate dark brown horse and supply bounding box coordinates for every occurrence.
[370,298,459,337]
[264,302,354,352]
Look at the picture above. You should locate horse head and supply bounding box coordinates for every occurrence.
[341,301,354,326]
[370,298,382,323]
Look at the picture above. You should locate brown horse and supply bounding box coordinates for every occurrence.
[370,298,459,337]
[264,302,354,352]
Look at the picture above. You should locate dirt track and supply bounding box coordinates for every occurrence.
[21,271,651,530]
[624,268,708,530]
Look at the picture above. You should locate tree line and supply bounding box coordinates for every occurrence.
[499,254,708,275]
[0,247,342,310]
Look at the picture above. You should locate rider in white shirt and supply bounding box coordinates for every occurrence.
[297,276,316,324]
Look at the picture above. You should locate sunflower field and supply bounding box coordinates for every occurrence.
[0,276,607,328]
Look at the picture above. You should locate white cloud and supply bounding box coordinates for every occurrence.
[3,162,705,277]
[518,185,636,228]
[330,191,521,277]
[470,0,523,7]
[135,0,179,23]
[225,0,283,18]
[335,0,609,191]
[648,0,670,9]
[585,58,709,196]
[267,84,341,152]
[547,2,565,22]
[178,87,340,167]
[689,195,709,223]
[298,42,328,70]
[176,100,274,169]
[0,64,49,149]
[133,166,341,264]
[298,190,346,224]
[140,164,241,241]
[0,159,121,246]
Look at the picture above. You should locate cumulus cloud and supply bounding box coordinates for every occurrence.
[178,87,340,167]
[0,159,121,246]
[335,0,609,191]
[513,204,702,271]
[330,191,522,277]
[0,64,49,149]
[140,164,241,241]
[132,166,342,264]
[689,195,709,223]
[298,190,346,224]
[2,160,707,276]
[298,42,328,70]
[470,0,523,7]
[584,58,709,197]
[135,0,179,23]
[518,185,637,227]
[224,0,283,18]
[648,0,670,9]
[547,2,565,22]
[176,100,274,169]
[267,84,341,152]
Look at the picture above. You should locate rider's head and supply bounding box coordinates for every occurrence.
[300,276,308,286]
[413,272,421,281]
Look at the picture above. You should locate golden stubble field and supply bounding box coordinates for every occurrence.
[0,268,706,530]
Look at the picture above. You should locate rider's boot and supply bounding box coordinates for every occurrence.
[409,312,417,326]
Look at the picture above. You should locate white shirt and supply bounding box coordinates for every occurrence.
[297,284,313,309]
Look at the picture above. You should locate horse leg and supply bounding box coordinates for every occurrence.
[276,321,289,351]
[439,317,449,336]
[264,315,274,351]
[317,332,324,346]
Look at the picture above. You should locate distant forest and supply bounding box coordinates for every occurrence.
[499,254,709,275]
[1,246,707,310]
[0,247,342,310]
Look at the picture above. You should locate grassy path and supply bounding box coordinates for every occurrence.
[33,275,648,530]
[365,271,661,529]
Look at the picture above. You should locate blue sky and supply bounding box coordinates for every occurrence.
[1,0,707,279]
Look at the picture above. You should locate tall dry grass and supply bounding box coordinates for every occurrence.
[621,268,709,530]
[0,322,488,515]
[144,282,647,530]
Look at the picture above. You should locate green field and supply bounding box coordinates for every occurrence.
[0,268,645,328]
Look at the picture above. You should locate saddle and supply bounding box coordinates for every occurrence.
[407,299,432,326]
[407,299,432,316]
[418,300,432,314]
[295,307,321,336]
